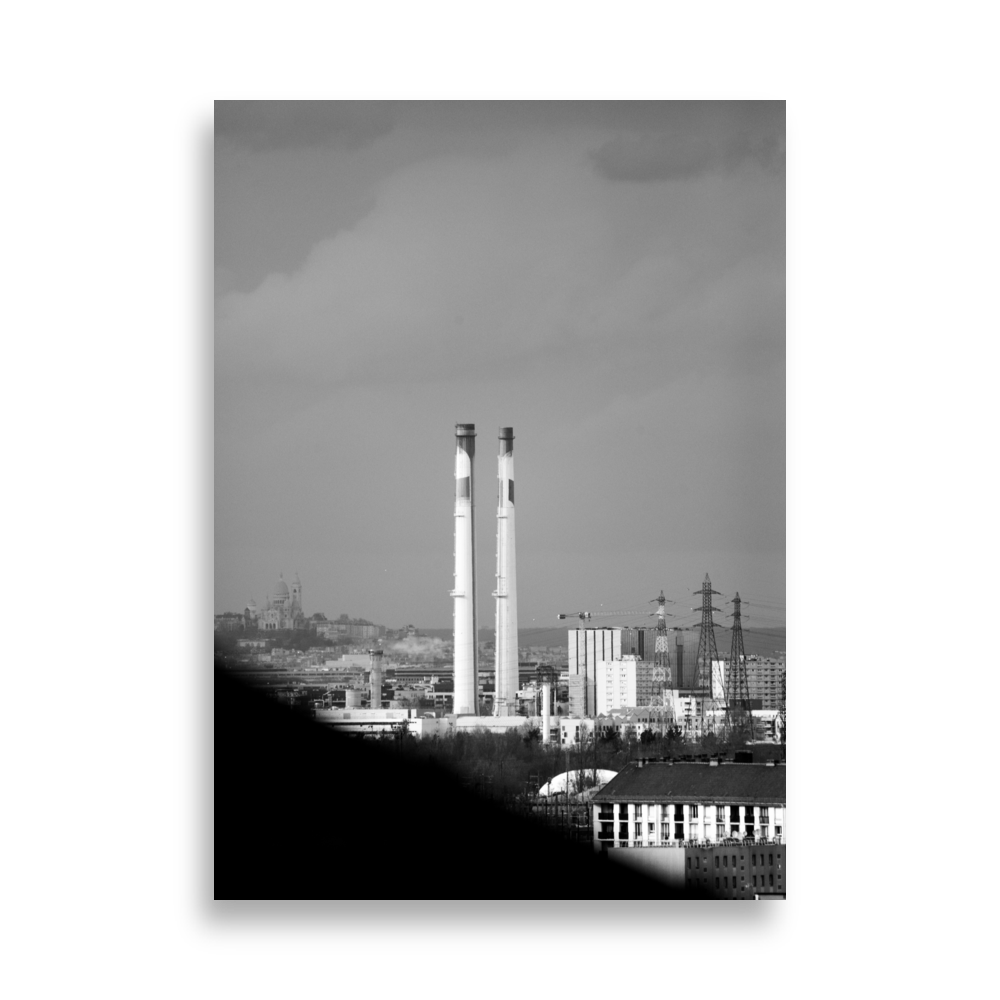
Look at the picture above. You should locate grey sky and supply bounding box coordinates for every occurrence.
[215,101,785,629]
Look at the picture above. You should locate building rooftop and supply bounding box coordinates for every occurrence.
[593,761,786,805]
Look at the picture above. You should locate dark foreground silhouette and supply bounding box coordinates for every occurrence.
[215,668,712,900]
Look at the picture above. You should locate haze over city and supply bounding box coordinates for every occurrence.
[215,101,785,627]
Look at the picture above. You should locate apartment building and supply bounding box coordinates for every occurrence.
[592,760,786,899]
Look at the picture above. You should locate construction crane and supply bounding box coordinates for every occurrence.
[556,607,650,621]
[558,592,681,733]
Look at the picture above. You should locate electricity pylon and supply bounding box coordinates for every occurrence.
[648,590,674,733]
[694,573,723,735]
[727,592,753,741]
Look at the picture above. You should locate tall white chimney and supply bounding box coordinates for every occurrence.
[451,424,478,715]
[541,679,551,744]
[368,648,383,709]
[493,427,519,717]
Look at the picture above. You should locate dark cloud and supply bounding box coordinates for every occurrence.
[722,127,786,175]
[214,103,785,622]
[215,100,398,151]
[591,102,785,182]
[592,133,716,181]
[592,130,785,182]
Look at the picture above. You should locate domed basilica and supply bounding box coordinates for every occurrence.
[246,573,305,631]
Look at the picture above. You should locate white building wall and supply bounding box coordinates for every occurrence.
[558,716,595,745]
[454,715,536,735]
[597,663,608,716]
[776,806,784,839]
[665,689,712,736]
[602,798,785,849]
[711,659,727,702]
[597,656,641,715]
[569,628,622,716]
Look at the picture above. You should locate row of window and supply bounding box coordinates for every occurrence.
[599,822,782,840]
[601,824,782,842]
[703,874,780,890]
[608,804,776,821]
[687,852,782,870]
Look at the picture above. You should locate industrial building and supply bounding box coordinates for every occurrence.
[312,707,554,740]
[312,707,451,738]
[592,760,786,899]
[454,715,539,736]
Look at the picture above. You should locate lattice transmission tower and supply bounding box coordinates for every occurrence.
[727,592,753,739]
[648,590,674,731]
[694,574,723,730]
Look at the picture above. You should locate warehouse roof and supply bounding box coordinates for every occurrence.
[593,761,785,805]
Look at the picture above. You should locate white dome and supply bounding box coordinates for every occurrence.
[538,769,618,797]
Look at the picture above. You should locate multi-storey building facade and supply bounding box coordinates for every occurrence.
[567,628,616,715]
[570,626,694,719]
[596,655,658,714]
[568,674,590,717]
[592,760,786,899]
[711,656,785,712]
[745,656,785,710]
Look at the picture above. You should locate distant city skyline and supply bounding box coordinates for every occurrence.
[215,101,785,628]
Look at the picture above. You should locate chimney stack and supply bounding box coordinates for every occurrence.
[451,424,478,715]
[368,649,383,709]
[540,678,551,743]
[493,427,518,716]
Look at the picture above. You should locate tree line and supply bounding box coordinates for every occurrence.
[382,724,771,803]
